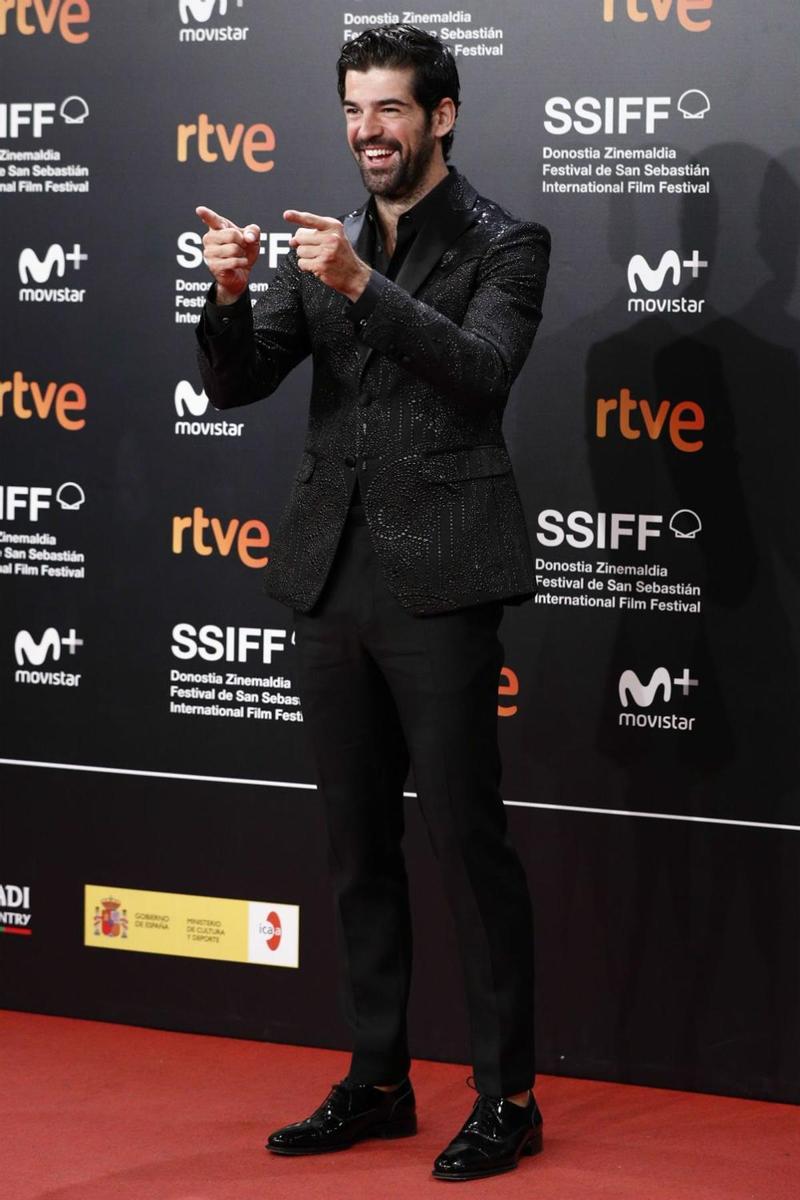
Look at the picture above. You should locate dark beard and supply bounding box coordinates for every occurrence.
[357,131,437,201]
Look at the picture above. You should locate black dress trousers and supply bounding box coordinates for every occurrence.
[293,493,536,1097]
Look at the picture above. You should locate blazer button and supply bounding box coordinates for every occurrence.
[344,455,356,468]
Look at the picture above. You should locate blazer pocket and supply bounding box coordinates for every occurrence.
[296,451,317,483]
[421,444,512,483]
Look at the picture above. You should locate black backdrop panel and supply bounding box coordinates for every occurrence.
[1,1,799,1103]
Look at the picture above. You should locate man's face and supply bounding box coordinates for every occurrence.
[343,66,440,200]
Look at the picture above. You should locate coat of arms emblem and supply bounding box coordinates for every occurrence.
[93,897,128,938]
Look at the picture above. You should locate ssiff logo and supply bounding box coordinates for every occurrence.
[18,242,87,303]
[618,666,698,731]
[0,96,89,138]
[0,0,91,42]
[93,897,128,938]
[602,0,712,31]
[0,481,85,521]
[543,90,710,136]
[627,249,708,314]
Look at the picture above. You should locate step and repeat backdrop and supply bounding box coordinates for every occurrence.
[2,1,799,1103]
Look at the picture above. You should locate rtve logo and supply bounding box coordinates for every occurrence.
[177,229,291,269]
[628,249,708,314]
[177,114,275,172]
[595,388,704,453]
[602,0,712,31]
[0,0,91,43]
[14,626,83,687]
[18,242,87,303]
[0,96,89,138]
[543,91,710,136]
[173,381,244,438]
[0,481,85,521]
[618,666,698,732]
[172,507,270,568]
[0,371,86,430]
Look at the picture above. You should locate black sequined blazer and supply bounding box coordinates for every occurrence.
[196,170,550,615]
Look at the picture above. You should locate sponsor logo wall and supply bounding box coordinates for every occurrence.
[2,0,799,1105]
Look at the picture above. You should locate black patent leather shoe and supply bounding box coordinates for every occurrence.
[266,1077,417,1155]
[432,1091,543,1181]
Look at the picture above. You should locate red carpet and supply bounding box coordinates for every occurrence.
[0,1010,796,1199]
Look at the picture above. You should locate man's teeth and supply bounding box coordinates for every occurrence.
[364,148,394,158]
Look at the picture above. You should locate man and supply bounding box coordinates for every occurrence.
[195,24,550,1183]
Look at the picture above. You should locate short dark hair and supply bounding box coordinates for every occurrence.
[337,24,461,160]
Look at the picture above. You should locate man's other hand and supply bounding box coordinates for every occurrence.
[284,210,370,302]
[196,206,261,305]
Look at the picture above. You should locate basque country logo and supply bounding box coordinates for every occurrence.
[0,884,32,936]
[93,897,129,938]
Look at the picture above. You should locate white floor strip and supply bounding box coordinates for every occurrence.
[1,757,798,832]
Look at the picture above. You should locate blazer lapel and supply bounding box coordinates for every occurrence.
[357,171,479,380]
[392,181,478,298]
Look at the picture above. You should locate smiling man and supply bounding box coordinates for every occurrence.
[195,24,550,1184]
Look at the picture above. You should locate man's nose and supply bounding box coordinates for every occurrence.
[358,112,383,142]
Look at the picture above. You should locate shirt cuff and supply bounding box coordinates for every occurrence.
[203,284,251,335]
[347,270,386,330]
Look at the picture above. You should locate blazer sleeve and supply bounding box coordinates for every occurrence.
[352,221,550,411]
[195,249,311,410]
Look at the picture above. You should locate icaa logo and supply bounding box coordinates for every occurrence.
[259,910,282,951]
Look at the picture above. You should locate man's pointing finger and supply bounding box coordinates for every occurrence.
[283,210,341,231]
[196,205,233,231]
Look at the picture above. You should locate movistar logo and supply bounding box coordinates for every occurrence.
[180,0,243,22]
[619,667,698,707]
[18,243,87,284]
[14,627,83,666]
[627,249,708,294]
[174,380,209,417]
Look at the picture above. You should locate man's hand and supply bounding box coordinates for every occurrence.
[196,205,261,305]
[284,210,370,302]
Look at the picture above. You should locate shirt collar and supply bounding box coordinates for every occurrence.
[365,167,456,235]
